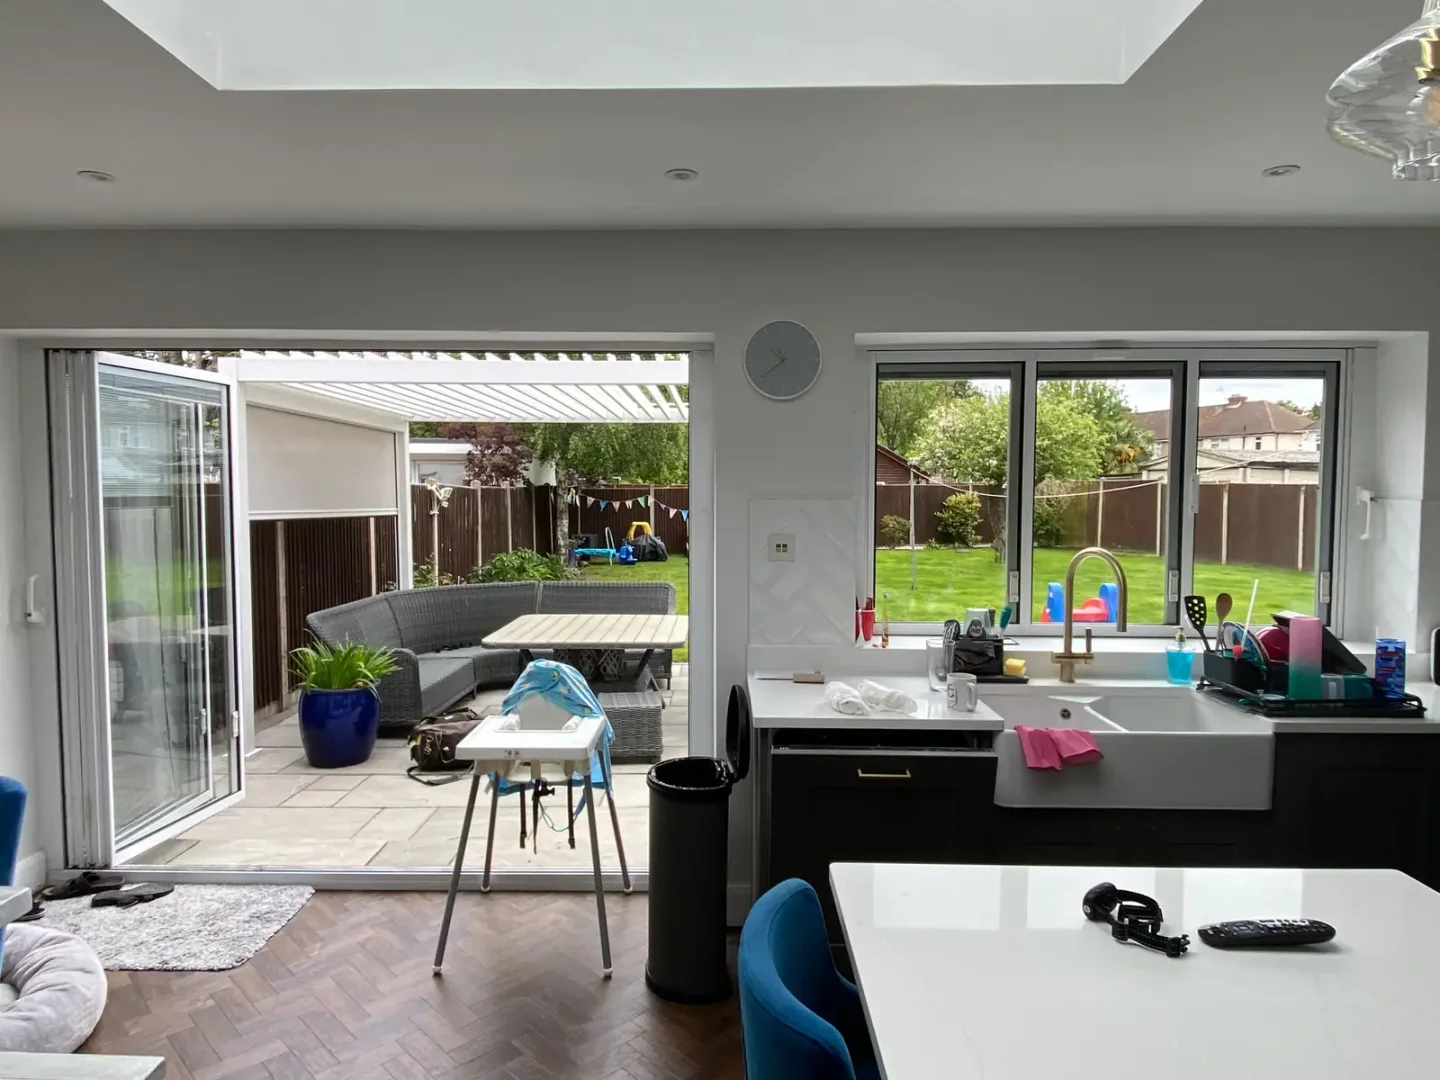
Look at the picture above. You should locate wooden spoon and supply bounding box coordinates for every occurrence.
[1215,592,1234,633]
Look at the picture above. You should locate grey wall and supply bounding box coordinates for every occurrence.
[0,227,1434,892]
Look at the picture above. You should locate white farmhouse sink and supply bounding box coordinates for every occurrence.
[990,689,1274,811]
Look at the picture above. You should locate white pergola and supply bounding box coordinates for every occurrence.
[228,350,689,423]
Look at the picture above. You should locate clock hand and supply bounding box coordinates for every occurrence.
[760,357,788,380]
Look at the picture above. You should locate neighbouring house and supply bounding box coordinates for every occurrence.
[1133,395,1319,485]
[875,444,932,485]
[1135,394,1318,458]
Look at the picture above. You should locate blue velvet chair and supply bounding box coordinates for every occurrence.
[738,878,878,1080]
[0,776,28,970]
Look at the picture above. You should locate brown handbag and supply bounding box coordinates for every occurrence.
[406,708,483,785]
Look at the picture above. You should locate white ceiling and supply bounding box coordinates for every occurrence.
[99,0,1203,90]
[0,0,1436,227]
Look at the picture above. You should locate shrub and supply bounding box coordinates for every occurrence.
[880,515,911,548]
[1032,500,1064,547]
[935,492,982,547]
[473,548,575,583]
[412,564,462,588]
[291,641,398,691]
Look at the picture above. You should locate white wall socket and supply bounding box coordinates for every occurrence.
[767,533,796,562]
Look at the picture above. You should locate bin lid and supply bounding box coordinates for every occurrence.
[726,684,751,782]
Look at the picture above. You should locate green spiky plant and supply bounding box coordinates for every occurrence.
[291,641,399,692]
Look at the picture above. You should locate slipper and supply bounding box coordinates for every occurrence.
[15,901,44,923]
[90,883,174,908]
[40,871,124,901]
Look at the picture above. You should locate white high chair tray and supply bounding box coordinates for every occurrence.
[456,712,606,762]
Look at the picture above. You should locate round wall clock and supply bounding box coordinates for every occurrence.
[744,320,822,401]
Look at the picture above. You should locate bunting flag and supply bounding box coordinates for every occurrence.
[637,496,647,507]
[624,500,634,509]
[599,500,609,510]
[668,507,677,519]
[584,496,595,507]
[680,510,689,522]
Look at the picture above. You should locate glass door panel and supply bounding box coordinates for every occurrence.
[98,365,238,850]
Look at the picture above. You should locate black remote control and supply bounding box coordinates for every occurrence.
[1197,918,1335,948]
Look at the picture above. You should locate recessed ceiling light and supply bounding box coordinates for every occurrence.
[665,168,698,182]
[1261,164,1301,178]
[76,169,116,183]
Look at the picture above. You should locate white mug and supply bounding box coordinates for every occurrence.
[946,672,978,712]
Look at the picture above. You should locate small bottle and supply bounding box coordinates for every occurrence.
[1167,629,1193,686]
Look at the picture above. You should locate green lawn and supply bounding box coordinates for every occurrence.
[581,554,690,661]
[875,547,1315,626]
[574,549,1314,644]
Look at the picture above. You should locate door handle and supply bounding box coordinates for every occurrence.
[856,768,912,780]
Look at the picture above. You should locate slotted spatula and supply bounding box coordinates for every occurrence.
[1183,595,1211,651]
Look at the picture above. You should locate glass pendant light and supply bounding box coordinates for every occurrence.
[1328,0,1440,180]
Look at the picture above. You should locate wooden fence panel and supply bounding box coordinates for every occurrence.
[1098,479,1165,554]
[1195,485,1225,562]
[1226,484,1303,570]
[570,485,691,553]
[249,520,283,712]
[874,483,1003,547]
[437,486,479,578]
[375,515,399,589]
[282,518,372,689]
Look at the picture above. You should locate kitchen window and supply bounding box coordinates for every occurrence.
[870,348,1343,631]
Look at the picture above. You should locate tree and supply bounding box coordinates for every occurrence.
[464,424,532,486]
[1276,398,1323,423]
[1039,380,1153,474]
[523,423,688,486]
[875,379,974,459]
[913,392,1105,487]
[913,391,1105,555]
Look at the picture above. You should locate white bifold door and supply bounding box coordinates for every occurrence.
[49,350,244,867]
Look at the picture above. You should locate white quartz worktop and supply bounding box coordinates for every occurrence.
[832,862,1440,1080]
[748,674,1440,735]
[748,675,1003,731]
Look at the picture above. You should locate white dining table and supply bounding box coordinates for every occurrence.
[831,862,1440,1080]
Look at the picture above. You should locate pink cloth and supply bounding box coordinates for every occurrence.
[1015,726,1104,770]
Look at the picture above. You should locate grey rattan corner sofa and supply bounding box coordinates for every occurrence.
[305,580,676,739]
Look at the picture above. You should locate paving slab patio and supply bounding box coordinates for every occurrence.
[126,665,689,871]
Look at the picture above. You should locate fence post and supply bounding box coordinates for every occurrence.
[1154,480,1163,555]
[476,488,485,568]
[1096,479,1106,548]
[1297,486,1307,570]
[649,485,656,532]
[505,486,514,553]
[368,517,378,595]
[909,469,917,592]
[1220,483,1230,565]
[431,499,441,576]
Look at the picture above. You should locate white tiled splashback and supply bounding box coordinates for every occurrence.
[748,498,857,645]
[1371,496,1422,643]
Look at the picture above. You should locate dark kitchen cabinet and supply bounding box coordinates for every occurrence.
[1001,809,1265,868]
[1272,734,1440,888]
[768,749,997,938]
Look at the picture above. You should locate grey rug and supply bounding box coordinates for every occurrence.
[37,885,314,971]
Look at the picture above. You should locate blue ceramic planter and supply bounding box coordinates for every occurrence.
[299,687,380,768]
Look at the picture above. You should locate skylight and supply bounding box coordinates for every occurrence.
[103,0,1206,90]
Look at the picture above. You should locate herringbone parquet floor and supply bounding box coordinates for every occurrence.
[82,891,743,1080]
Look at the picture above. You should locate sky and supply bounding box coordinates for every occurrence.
[969,377,1325,416]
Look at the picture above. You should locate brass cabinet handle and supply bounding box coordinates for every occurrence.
[856,768,912,780]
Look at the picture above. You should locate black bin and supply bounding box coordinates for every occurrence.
[645,684,751,1003]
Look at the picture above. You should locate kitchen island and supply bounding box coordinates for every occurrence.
[749,674,1440,950]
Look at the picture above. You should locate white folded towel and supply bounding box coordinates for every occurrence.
[825,681,872,716]
[858,679,919,715]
